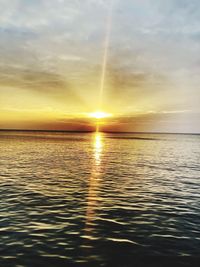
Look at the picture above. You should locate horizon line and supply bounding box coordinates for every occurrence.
[0,128,200,135]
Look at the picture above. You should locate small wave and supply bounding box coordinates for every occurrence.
[106,237,139,245]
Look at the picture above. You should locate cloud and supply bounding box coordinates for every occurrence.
[0,66,87,109]
[102,111,200,133]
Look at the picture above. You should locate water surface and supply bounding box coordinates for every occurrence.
[0,131,200,266]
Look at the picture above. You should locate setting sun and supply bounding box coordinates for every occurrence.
[89,111,112,119]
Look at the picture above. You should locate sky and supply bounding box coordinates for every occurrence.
[0,0,200,133]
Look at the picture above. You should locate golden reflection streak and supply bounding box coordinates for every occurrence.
[94,133,103,165]
[83,132,103,241]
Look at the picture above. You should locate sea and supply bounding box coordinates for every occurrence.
[0,131,200,266]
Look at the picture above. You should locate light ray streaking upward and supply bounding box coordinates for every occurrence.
[98,0,114,109]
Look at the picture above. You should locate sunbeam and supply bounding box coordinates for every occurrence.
[94,0,114,132]
[98,0,114,108]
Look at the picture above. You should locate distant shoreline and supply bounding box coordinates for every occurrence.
[0,129,199,135]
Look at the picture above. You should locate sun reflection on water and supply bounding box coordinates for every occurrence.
[94,132,103,166]
[83,132,104,245]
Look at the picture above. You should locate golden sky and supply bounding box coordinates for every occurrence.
[0,0,200,133]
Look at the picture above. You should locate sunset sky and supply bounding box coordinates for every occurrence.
[0,0,200,133]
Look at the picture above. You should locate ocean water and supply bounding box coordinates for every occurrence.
[0,131,200,266]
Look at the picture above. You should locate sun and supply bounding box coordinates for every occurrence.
[89,111,112,119]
